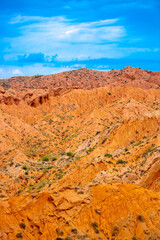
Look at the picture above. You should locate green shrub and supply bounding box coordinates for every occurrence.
[86,148,94,154]
[56,228,64,236]
[137,214,144,222]
[56,172,65,179]
[16,232,23,238]
[132,236,138,240]
[91,222,99,234]
[42,155,49,161]
[47,166,54,169]
[134,141,142,146]
[52,156,57,161]
[117,159,127,164]
[67,152,75,157]
[104,153,112,158]
[101,138,107,144]
[71,228,78,234]
[95,209,101,215]
[19,222,26,229]
[0,194,6,198]
[107,160,113,164]
[78,191,84,194]
[112,226,119,236]
[91,222,98,228]
[17,190,22,195]
[142,148,151,157]
[22,165,27,170]
[49,119,53,124]
[9,162,14,166]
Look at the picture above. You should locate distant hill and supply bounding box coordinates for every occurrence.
[0,66,160,91]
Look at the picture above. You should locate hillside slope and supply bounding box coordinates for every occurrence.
[0,68,160,240]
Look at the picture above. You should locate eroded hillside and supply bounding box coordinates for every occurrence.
[0,68,160,240]
[0,66,160,91]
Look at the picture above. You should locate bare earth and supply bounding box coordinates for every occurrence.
[0,67,160,240]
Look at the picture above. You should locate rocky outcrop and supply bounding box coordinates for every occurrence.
[0,184,160,240]
[0,87,20,105]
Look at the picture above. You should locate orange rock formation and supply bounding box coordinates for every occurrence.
[0,67,160,240]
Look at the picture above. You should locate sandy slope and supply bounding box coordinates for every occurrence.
[0,68,160,240]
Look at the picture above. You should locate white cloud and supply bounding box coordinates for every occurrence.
[153,48,159,52]
[12,69,22,75]
[80,19,119,27]
[70,64,86,68]
[9,15,68,24]
[5,15,153,63]
[15,16,123,43]
[65,28,80,36]
[63,5,71,9]
[9,15,42,24]
[96,65,110,69]
[0,64,76,78]
[0,66,23,78]
[6,15,127,61]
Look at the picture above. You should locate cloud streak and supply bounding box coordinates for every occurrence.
[10,15,124,44]
[5,15,127,61]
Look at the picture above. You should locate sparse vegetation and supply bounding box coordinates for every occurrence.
[101,138,107,144]
[16,232,23,238]
[117,159,127,164]
[67,152,75,157]
[19,222,26,230]
[107,160,113,164]
[22,165,28,170]
[112,226,119,236]
[132,236,138,240]
[42,155,49,161]
[142,148,152,157]
[137,214,145,222]
[91,222,99,233]
[104,153,112,158]
[71,228,78,234]
[52,156,57,161]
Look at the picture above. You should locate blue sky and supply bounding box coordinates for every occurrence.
[0,0,159,78]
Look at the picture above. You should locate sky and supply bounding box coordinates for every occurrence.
[0,0,160,78]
